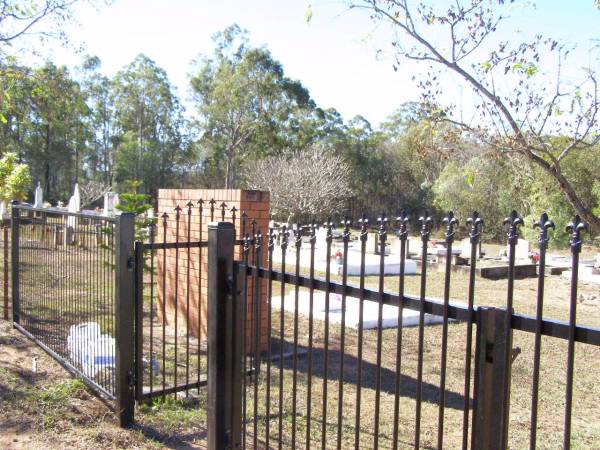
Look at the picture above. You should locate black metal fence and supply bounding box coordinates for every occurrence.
[216,210,600,450]
[9,203,136,424]
[6,200,600,450]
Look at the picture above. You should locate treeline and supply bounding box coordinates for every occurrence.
[1,25,599,245]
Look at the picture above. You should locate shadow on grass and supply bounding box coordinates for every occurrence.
[271,337,467,411]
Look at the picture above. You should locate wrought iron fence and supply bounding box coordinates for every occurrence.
[6,198,600,450]
[221,210,600,450]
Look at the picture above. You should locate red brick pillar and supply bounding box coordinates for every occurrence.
[156,189,269,351]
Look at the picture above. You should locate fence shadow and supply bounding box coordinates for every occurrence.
[272,337,467,411]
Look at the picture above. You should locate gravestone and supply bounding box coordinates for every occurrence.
[103,192,118,216]
[33,182,43,208]
[508,238,530,260]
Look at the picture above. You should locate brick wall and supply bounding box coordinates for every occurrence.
[156,189,270,352]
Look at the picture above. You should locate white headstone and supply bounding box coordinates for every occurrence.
[72,183,81,210]
[103,192,118,216]
[33,182,43,208]
[509,238,530,260]
[67,195,79,228]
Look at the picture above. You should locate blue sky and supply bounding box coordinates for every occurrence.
[31,0,600,126]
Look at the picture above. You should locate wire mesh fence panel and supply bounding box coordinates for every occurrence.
[12,205,117,399]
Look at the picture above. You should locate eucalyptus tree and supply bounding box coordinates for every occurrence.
[111,54,191,196]
[190,24,314,188]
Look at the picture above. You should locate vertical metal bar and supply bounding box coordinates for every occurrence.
[174,206,181,390]
[438,212,459,449]
[278,227,288,450]
[292,225,302,447]
[134,241,144,403]
[392,212,409,450]
[463,212,483,450]
[3,224,8,320]
[207,221,241,450]
[373,215,387,449]
[472,307,513,450]
[563,215,587,449]
[354,215,368,450]
[336,219,351,450]
[149,221,156,397]
[197,199,204,394]
[241,235,250,450]
[161,213,168,401]
[186,202,193,395]
[266,228,275,449]
[253,231,263,450]
[11,202,20,324]
[415,212,433,449]
[115,212,135,427]
[529,213,554,450]
[306,222,317,449]
[321,219,333,450]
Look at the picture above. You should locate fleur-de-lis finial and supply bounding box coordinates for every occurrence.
[197,198,204,212]
[341,217,351,242]
[280,225,289,250]
[294,223,302,247]
[503,210,524,245]
[231,206,237,223]
[309,221,317,246]
[255,230,262,250]
[359,213,369,242]
[396,210,410,241]
[161,211,169,226]
[186,201,194,215]
[466,211,484,244]
[209,198,216,220]
[268,227,275,250]
[533,212,555,249]
[377,214,388,243]
[442,211,459,244]
[324,218,334,243]
[174,204,182,220]
[566,215,587,254]
[220,202,227,221]
[419,211,433,241]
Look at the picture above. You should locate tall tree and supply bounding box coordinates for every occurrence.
[353,0,600,232]
[190,24,314,188]
[112,54,191,196]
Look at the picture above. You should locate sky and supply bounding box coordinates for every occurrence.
[25,0,600,127]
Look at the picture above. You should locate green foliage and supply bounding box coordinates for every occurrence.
[115,180,154,242]
[433,158,517,240]
[0,152,31,202]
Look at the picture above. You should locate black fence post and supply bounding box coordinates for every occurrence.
[207,221,242,450]
[134,240,144,403]
[115,212,136,427]
[472,307,513,450]
[10,202,19,324]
